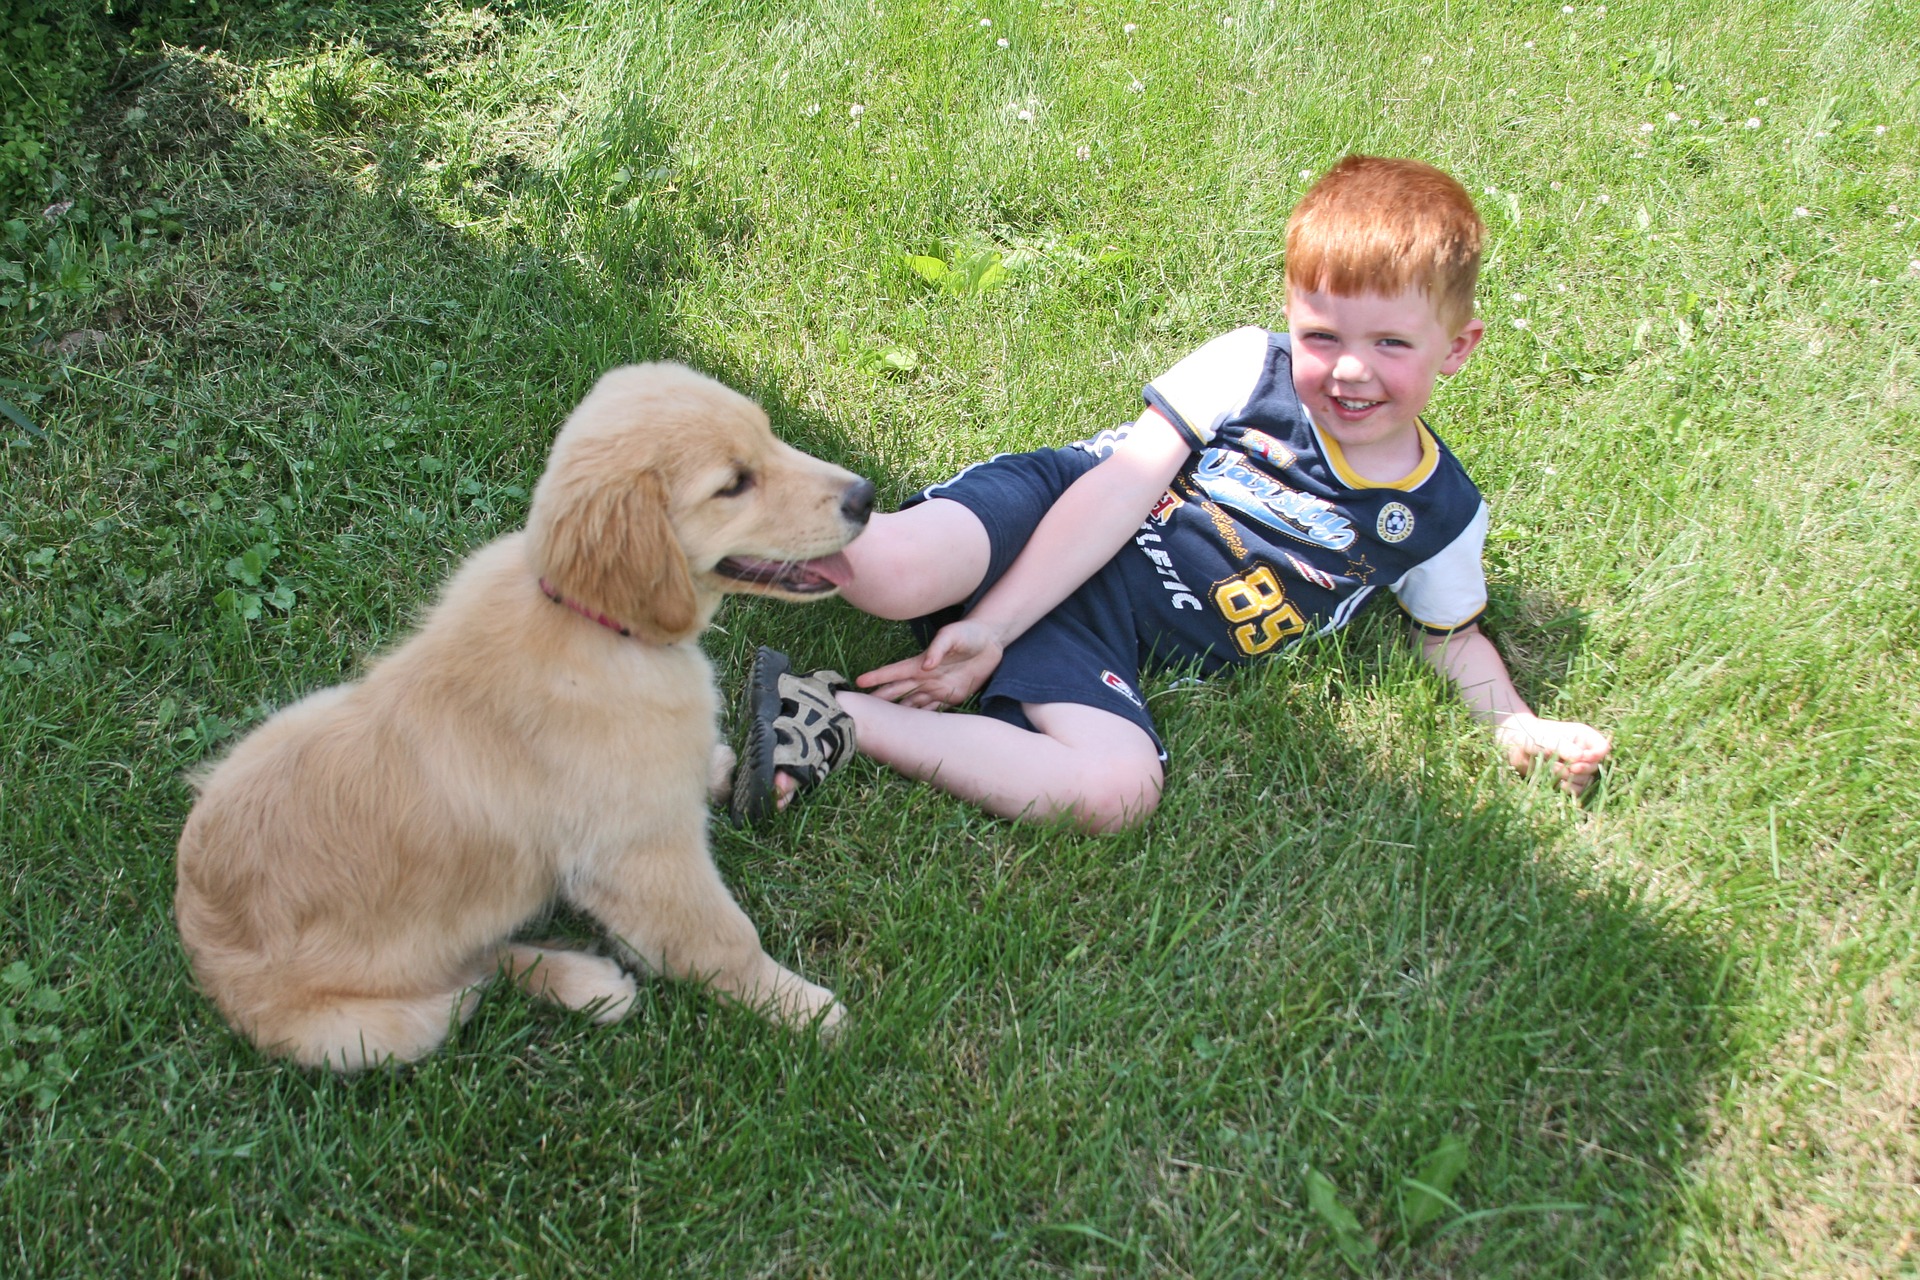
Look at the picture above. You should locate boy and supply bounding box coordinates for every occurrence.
[733,156,1612,832]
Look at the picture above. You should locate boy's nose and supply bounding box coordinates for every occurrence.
[1331,353,1370,382]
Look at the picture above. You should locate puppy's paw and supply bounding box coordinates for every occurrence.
[708,743,737,804]
[583,970,640,1024]
[507,945,638,1023]
[814,997,848,1039]
[780,980,846,1040]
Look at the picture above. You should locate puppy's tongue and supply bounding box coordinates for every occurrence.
[803,551,853,588]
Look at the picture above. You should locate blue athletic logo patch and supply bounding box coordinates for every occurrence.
[1377,502,1415,544]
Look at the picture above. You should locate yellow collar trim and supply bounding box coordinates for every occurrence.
[1313,418,1439,491]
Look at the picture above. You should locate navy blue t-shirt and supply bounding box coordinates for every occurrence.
[1085,324,1490,671]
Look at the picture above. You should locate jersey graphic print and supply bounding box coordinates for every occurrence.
[1097,325,1490,674]
[1190,448,1356,551]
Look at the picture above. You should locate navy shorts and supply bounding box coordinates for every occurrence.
[904,447,1167,758]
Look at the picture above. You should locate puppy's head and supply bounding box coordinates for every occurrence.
[525,363,873,644]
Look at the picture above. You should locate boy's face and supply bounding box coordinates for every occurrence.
[1284,285,1485,461]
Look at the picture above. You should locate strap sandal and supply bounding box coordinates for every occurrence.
[730,646,858,826]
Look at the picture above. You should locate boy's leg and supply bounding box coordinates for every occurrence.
[830,693,1164,834]
[839,498,991,621]
[744,497,997,822]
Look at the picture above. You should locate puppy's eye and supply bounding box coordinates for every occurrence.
[715,470,755,498]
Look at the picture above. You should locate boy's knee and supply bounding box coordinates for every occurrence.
[1069,758,1163,834]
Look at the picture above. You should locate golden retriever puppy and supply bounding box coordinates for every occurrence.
[174,363,872,1071]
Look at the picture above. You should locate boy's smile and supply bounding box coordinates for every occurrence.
[1286,286,1484,482]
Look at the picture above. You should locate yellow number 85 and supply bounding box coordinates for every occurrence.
[1213,565,1307,656]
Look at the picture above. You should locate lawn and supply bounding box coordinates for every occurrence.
[2,0,1916,1274]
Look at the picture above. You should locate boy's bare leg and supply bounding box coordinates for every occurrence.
[775,496,1167,830]
[838,498,992,620]
[780,695,1164,834]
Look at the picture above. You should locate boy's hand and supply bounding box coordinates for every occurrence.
[1493,713,1612,796]
[856,620,1004,710]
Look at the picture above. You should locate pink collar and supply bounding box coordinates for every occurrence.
[538,577,632,637]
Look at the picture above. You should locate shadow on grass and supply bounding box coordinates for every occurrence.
[3,11,1725,1278]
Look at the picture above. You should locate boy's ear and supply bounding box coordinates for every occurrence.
[1441,317,1486,375]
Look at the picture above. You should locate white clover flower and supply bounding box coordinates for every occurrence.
[980,17,992,25]
[1523,40,1535,48]
[1550,180,1563,191]
[1484,184,1497,194]
[1017,108,1033,120]
[804,103,821,116]
[1596,3,1607,11]
[1755,96,1768,106]
[1076,145,1091,161]
[1814,130,1828,138]
[1597,193,1611,204]
[1875,124,1888,135]
[998,37,1009,46]
[1561,4,1573,12]
[1511,292,1527,302]
[1792,207,1809,217]
[1123,22,1137,33]
[849,103,865,118]
[1557,283,1568,292]
[1300,169,1313,180]
[1640,123,1654,133]
[1420,54,1434,65]
[1888,204,1900,215]
[1507,87,1518,97]
[1220,15,1233,26]
[1745,117,1761,128]
[1909,259,1920,274]
[1667,111,1680,122]
[1512,317,1529,329]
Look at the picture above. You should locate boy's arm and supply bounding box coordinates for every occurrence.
[1416,623,1612,795]
[858,410,1192,707]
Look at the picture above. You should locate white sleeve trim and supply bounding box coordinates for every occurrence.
[1389,501,1489,631]
[1142,326,1269,448]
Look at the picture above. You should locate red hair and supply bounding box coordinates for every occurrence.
[1285,156,1485,333]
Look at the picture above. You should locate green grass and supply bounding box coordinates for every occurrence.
[3,0,1916,1273]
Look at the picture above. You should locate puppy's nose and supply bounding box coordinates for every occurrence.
[841,477,875,527]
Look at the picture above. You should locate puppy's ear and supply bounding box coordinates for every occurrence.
[532,470,698,643]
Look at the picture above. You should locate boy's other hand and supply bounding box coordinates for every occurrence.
[1493,713,1612,796]
[856,620,1004,710]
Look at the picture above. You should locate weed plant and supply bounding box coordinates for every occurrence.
[2,0,1916,1275]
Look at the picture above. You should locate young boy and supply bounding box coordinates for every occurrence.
[733,155,1612,832]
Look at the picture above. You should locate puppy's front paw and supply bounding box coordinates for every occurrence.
[782,980,846,1040]
[708,743,737,804]
[815,997,848,1039]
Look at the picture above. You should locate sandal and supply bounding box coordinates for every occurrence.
[730,647,858,826]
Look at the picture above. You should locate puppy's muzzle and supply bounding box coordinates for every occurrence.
[841,478,875,528]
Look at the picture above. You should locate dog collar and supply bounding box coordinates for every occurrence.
[538,577,632,637]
